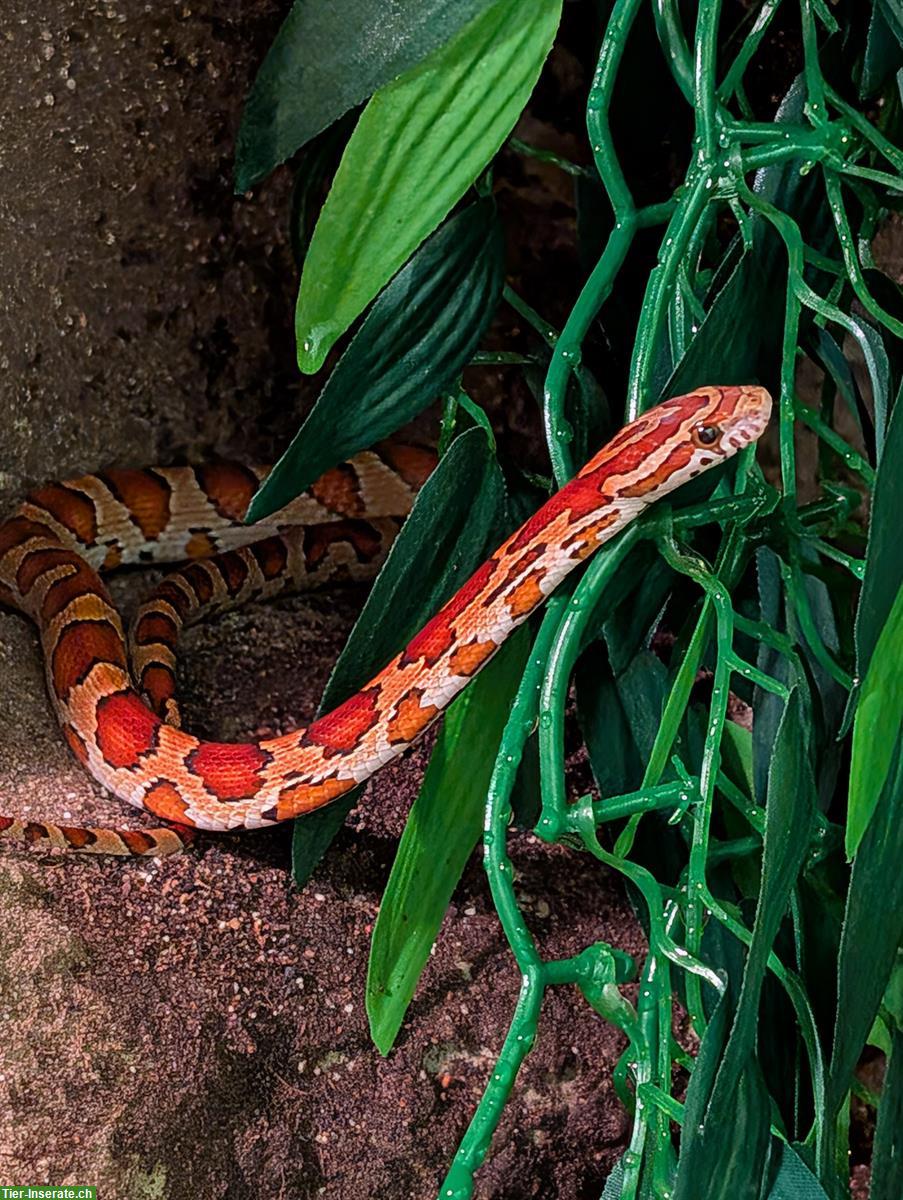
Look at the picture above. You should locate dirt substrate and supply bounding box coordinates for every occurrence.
[1,576,640,1199]
[0,4,644,1196]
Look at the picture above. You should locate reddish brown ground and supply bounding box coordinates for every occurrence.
[1,577,641,1199]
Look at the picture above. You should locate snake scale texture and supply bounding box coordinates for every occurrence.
[0,386,771,855]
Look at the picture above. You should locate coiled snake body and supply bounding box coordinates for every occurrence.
[0,386,770,855]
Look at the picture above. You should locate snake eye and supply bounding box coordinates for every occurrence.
[693,424,720,447]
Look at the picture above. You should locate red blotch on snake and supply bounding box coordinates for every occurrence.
[401,558,498,668]
[185,742,273,803]
[302,686,382,756]
[94,691,162,770]
[51,620,129,699]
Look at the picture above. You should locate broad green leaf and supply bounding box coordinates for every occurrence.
[828,741,903,1118]
[291,428,506,884]
[366,626,530,1054]
[862,3,903,97]
[599,1159,625,1200]
[754,547,792,804]
[796,872,845,1054]
[722,721,755,801]
[765,1142,831,1199]
[575,642,644,798]
[870,1025,903,1200]
[602,557,674,676]
[789,552,846,810]
[809,327,864,437]
[702,689,814,1156]
[615,651,668,762]
[287,116,357,271]
[235,0,493,191]
[675,981,772,1200]
[295,0,563,372]
[661,230,781,403]
[879,0,903,48]
[248,200,504,523]
[855,392,903,682]
[848,315,891,460]
[677,691,815,1200]
[846,583,903,857]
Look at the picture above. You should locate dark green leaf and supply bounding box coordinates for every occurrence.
[809,328,864,438]
[662,229,782,403]
[602,558,674,676]
[722,721,754,801]
[676,691,815,1199]
[366,626,530,1054]
[291,428,506,884]
[235,0,494,192]
[599,1159,625,1200]
[710,688,815,1105]
[675,982,772,1200]
[294,0,562,371]
[863,4,900,97]
[846,584,903,857]
[765,1141,831,1199]
[287,116,357,271]
[855,388,903,679]
[615,651,668,763]
[828,741,903,1117]
[848,316,891,458]
[789,553,845,810]
[754,548,792,804]
[575,642,643,798]
[870,1025,903,1200]
[878,0,903,53]
[796,872,845,1054]
[248,200,504,523]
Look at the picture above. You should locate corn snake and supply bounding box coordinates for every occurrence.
[0,385,771,856]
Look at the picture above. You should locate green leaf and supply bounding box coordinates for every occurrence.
[754,547,793,804]
[878,0,903,51]
[675,982,773,1200]
[722,721,755,801]
[849,317,891,461]
[720,689,815,1083]
[828,741,903,1118]
[294,0,563,372]
[366,626,530,1054]
[235,0,493,192]
[614,651,668,762]
[846,584,903,857]
[863,3,903,97]
[248,200,504,523]
[809,328,864,437]
[855,392,903,682]
[677,689,816,1200]
[696,691,811,1176]
[291,428,506,885]
[765,1141,831,1199]
[871,1025,903,1200]
[661,229,781,403]
[599,1159,625,1200]
[575,642,644,798]
[287,117,356,271]
[602,557,674,676]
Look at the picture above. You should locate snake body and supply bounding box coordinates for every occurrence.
[0,386,770,855]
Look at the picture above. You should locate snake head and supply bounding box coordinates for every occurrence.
[684,384,773,458]
[596,385,773,505]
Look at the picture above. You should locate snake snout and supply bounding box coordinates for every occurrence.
[724,385,772,449]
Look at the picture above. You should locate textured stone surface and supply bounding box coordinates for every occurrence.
[0,0,302,509]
